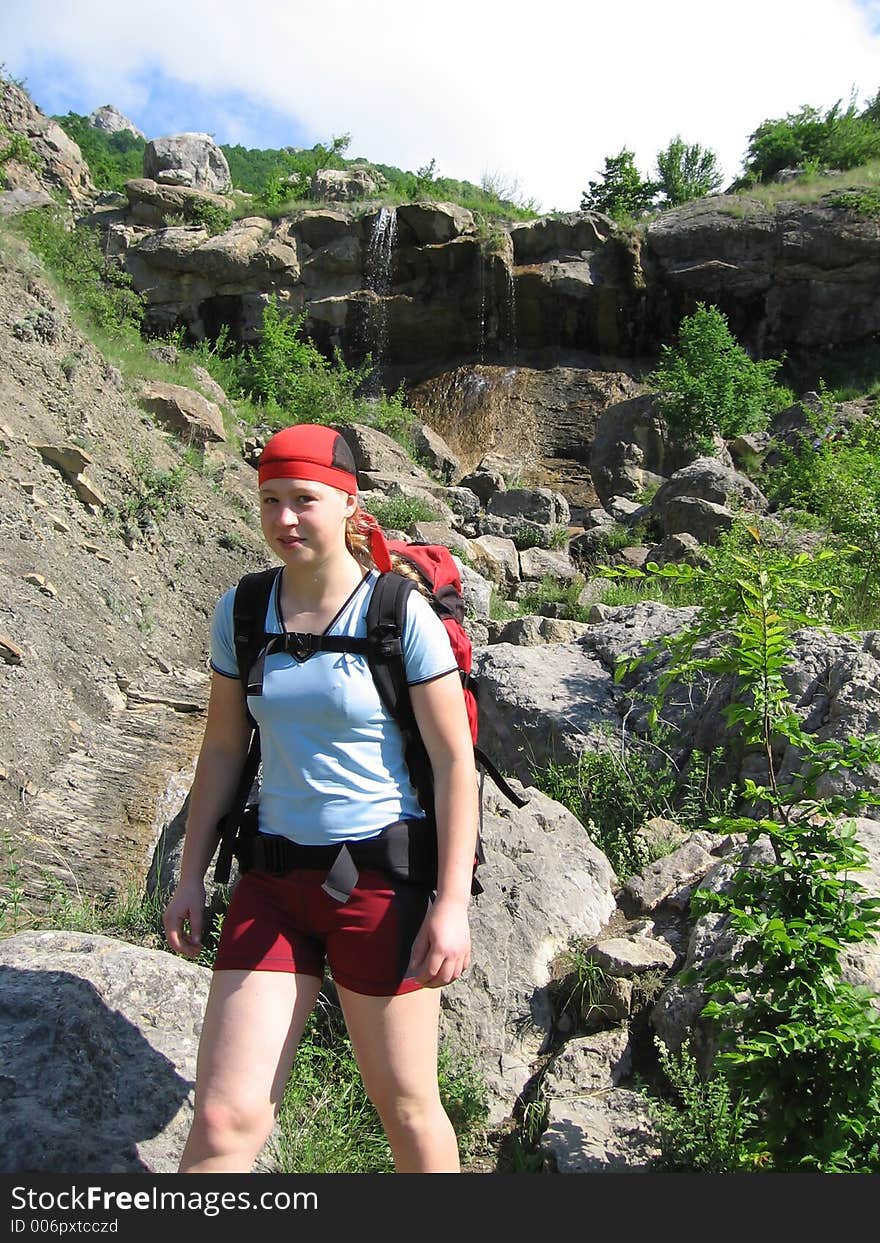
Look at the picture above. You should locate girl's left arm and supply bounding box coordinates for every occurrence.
[406,670,479,987]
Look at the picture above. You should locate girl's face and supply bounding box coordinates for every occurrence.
[259,476,357,569]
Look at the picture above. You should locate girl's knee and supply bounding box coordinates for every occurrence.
[192,1094,275,1154]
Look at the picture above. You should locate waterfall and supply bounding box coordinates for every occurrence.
[361,206,398,393]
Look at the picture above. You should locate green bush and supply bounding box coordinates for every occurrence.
[532,733,730,882]
[617,531,880,1171]
[9,207,144,337]
[184,197,233,235]
[368,495,441,530]
[651,1038,755,1171]
[0,126,40,171]
[740,95,880,184]
[763,396,880,625]
[647,302,790,451]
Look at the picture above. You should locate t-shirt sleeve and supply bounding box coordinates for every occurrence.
[401,588,459,686]
[209,586,239,678]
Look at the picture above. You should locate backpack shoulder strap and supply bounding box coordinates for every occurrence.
[232,567,282,705]
[213,568,278,886]
[365,571,417,726]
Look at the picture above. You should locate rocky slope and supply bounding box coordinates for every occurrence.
[0,234,267,905]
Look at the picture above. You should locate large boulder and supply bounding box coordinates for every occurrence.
[143,134,232,193]
[0,932,209,1173]
[88,105,145,139]
[440,782,617,1123]
[0,79,93,202]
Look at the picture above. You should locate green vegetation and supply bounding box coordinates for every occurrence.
[651,1038,754,1171]
[614,531,880,1171]
[112,447,190,541]
[52,112,145,191]
[366,495,442,530]
[581,148,656,220]
[762,393,880,624]
[739,90,880,185]
[516,574,589,621]
[7,206,144,337]
[582,137,723,219]
[202,299,417,448]
[533,732,732,882]
[655,136,724,207]
[647,302,791,451]
[827,186,880,217]
[0,125,40,171]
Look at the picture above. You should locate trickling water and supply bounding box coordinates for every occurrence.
[477,249,487,363]
[501,232,518,359]
[361,207,398,392]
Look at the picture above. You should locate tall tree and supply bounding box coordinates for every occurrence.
[580,148,656,220]
[655,135,724,207]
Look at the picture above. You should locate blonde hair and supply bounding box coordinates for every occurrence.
[345,505,430,595]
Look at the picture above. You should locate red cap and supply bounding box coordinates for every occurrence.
[257,424,358,493]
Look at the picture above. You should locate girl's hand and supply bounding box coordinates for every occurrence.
[163,879,207,959]
[407,897,471,988]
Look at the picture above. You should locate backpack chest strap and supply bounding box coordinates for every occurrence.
[244,631,403,696]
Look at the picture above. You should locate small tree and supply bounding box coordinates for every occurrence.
[655,135,724,207]
[610,533,880,1171]
[580,148,656,220]
[647,302,789,451]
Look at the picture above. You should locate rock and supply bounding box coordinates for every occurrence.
[87,105,145,139]
[138,380,226,445]
[439,782,618,1123]
[618,839,719,917]
[143,134,232,193]
[410,422,461,484]
[310,167,383,202]
[0,79,93,202]
[518,546,579,582]
[0,931,211,1173]
[541,1088,661,1172]
[0,188,54,216]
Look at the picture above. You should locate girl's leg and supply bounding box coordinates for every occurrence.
[180,968,323,1173]
[336,984,460,1173]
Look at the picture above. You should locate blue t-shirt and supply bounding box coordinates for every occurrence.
[210,569,457,845]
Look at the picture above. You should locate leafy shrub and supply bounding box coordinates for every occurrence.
[114,448,189,540]
[368,495,441,530]
[651,1038,754,1171]
[740,94,880,184]
[0,126,40,171]
[617,531,880,1171]
[647,302,790,451]
[184,197,233,235]
[533,733,730,882]
[763,395,880,624]
[827,187,880,217]
[10,207,144,336]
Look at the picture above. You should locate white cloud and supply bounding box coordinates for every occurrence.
[1,0,879,211]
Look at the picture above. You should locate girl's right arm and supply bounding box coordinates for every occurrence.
[162,672,252,958]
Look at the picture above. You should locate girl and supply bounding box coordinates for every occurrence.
[163,422,479,1174]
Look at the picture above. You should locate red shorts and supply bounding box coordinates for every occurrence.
[213,866,432,996]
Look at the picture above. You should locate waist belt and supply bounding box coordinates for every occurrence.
[235,819,437,903]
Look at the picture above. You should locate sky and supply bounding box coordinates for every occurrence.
[2,0,879,213]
